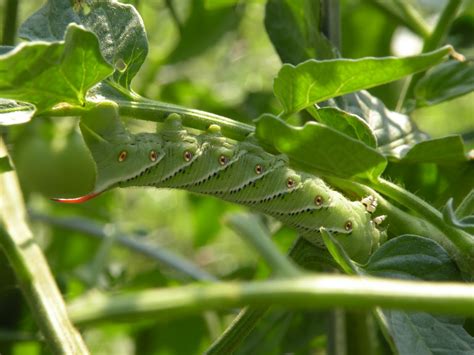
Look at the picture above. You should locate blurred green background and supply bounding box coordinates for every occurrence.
[0,0,473,354]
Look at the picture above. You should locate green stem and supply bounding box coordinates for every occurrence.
[367,0,430,39]
[1,0,18,46]
[205,238,336,354]
[422,0,462,53]
[393,0,431,38]
[344,311,378,355]
[404,0,462,104]
[226,213,301,277]
[321,0,340,50]
[45,97,254,140]
[67,275,474,326]
[204,307,267,355]
[164,0,183,34]
[327,309,347,355]
[118,99,254,141]
[29,212,217,282]
[0,141,89,354]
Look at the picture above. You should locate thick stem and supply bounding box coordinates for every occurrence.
[2,0,18,45]
[0,140,89,355]
[67,275,474,326]
[205,237,335,354]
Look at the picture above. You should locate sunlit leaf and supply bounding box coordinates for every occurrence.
[265,0,334,64]
[0,24,113,114]
[415,60,474,107]
[255,114,386,180]
[19,0,147,88]
[274,46,452,114]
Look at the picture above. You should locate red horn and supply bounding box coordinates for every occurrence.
[52,192,102,204]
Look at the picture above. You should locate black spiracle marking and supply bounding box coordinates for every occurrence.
[158,150,203,184]
[235,181,303,206]
[121,164,156,185]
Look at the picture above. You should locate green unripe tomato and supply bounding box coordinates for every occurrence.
[11,119,95,198]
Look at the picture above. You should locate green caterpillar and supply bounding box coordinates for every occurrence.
[58,103,383,263]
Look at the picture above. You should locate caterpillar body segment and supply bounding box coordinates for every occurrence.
[73,108,382,263]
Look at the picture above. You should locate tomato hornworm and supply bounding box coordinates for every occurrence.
[57,103,384,263]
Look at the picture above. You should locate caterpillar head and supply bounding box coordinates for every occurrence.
[335,202,382,263]
[54,102,164,202]
[312,193,382,263]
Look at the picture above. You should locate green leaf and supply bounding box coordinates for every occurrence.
[341,1,397,58]
[364,235,461,281]
[307,106,376,148]
[19,0,147,88]
[274,46,453,114]
[0,24,113,114]
[254,113,387,180]
[264,0,334,64]
[398,136,468,163]
[0,99,35,125]
[320,229,359,274]
[0,156,13,173]
[167,0,241,63]
[455,189,474,219]
[364,235,472,355]
[414,60,474,107]
[345,91,429,159]
[383,311,474,355]
[384,160,474,208]
[0,46,14,55]
[442,198,474,234]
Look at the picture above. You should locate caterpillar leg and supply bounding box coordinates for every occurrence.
[361,195,377,213]
[372,215,386,226]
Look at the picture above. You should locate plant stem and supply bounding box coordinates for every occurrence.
[226,213,301,277]
[164,0,183,34]
[327,309,347,355]
[321,0,340,50]
[2,0,18,46]
[67,275,474,326]
[344,311,378,355]
[393,0,431,38]
[205,237,335,354]
[0,140,89,355]
[204,307,267,355]
[422,0,462,53]
[118,99,254,141]
[29,212,217,282]
[403,0,463,105]
[367,0,430,39]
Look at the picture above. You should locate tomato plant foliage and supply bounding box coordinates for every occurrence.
[0,0,473,354]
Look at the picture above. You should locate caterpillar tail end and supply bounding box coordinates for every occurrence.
[52,192,102,204]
